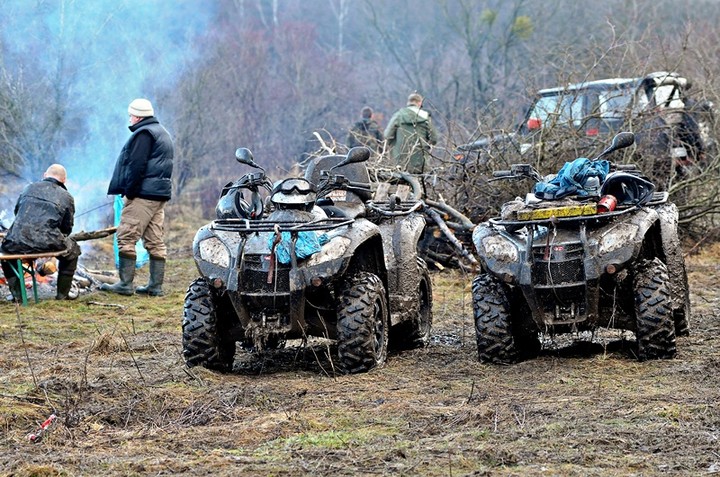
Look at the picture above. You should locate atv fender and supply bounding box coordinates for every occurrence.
[653,202,690,325]
[379,213,425,296]
[303,219,385,279]
[596,207,662,269]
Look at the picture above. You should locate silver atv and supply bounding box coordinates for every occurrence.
[472,132,689,363]
[182,146,432,374]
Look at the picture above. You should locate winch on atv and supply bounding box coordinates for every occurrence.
[471,132,690,363]
[182,146,432,374]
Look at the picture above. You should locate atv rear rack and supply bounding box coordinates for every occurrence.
[366,200,424,217]
[212,218,354,233]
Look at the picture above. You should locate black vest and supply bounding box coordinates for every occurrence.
[108,118,174,200]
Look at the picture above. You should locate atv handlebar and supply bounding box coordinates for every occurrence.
[317,172,371,198]
[490,164,543,183]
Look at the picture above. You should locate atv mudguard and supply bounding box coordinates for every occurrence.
[653,202,689,315]
[377,212,426,325]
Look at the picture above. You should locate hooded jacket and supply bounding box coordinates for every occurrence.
[347,118,384,151]
[108,116,174,201]
[1,177,74,254]
[384,105,439,174]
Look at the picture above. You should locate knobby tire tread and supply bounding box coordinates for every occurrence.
[472,273,519,364]
[337,272,389,374]
[634,258,677,360]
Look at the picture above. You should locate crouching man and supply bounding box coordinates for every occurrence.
[1,164,81,301]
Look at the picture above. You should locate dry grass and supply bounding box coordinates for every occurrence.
[1,236,719,476]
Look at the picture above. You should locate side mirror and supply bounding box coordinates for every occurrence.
[609,132,635,150]
[331,146,371,170]
[235,147,263,171]
[595,132,635,160]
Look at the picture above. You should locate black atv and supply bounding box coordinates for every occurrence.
[182,146,432,374]
[471,132,689,363]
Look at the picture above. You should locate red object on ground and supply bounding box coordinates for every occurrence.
[28,414,57,443]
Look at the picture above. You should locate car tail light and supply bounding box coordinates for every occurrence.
[586,128,599,136]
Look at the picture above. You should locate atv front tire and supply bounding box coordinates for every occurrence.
[182,278,236,371]
[472,273,520,364]
[634,258,677,360]
[337,272,389,374]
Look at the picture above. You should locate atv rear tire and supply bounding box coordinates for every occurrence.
[182,278,236,371]
[472,273,519,364]
[337,272,389,374]
[634,258,677,360]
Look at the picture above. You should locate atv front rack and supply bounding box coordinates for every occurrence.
[212,217,354,234]
[491,191,669,227]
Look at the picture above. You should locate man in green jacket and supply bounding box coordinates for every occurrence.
[384,93,439,174]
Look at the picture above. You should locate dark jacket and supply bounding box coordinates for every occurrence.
[108,116,174,201]
[347,118,384,151]
[384,106,439,174]
[1,177,74,253]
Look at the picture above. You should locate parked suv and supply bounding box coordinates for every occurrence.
[454,71,715,190]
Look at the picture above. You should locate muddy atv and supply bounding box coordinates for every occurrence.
[472,132,689,363]
[182,146,432,374]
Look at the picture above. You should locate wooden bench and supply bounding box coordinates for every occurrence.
[0,249,68,306]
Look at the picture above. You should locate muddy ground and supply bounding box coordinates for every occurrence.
[1,237,719,476]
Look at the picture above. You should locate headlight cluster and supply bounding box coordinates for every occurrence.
[481,235,519,262]
[199,236,230,268]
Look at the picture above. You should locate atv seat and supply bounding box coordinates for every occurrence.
[304,154,373,203]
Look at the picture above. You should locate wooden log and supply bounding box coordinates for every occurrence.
[69,226,117,242]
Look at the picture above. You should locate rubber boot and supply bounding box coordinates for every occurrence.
[136,258,165,297]
[55,274,75,300]
[99,255,136,296]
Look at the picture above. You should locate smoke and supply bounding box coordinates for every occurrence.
[0,0,216,230]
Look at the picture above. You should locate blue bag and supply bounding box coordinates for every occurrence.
[533,158,610,200]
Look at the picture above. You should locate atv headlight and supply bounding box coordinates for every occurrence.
[599,223,639,254]
[481,235,519,263]
[198,236,230,268]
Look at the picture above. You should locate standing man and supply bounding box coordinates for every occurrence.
[1,164,81,301]
[347,106,384,152]
[384,93,439,174]
[101,98,174,296]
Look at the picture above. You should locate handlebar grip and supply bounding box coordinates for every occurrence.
[492,170,512,178]
[614,164,639,171]
[347,181,372,189]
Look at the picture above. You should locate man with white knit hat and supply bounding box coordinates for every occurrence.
[101,98,174,296]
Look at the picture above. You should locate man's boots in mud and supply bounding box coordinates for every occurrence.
[136,258,165,297]
[100,254,136,296]
[55,273,76,300]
